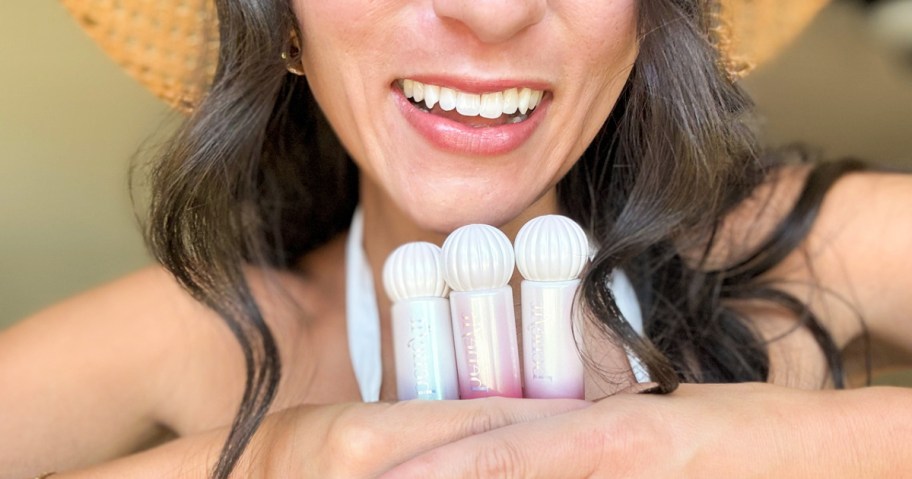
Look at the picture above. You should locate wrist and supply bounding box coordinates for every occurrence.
[257,407,304,479]
[827,386,912,477]
[259,403,353,478]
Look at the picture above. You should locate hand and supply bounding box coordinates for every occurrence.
[380,382,893,478]
[272,397,589,477]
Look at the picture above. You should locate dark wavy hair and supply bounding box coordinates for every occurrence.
[143,0,860,476]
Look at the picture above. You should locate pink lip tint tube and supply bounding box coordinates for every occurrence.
[442,224,522,399]
[514,215,589,399]
[383,242,459,400]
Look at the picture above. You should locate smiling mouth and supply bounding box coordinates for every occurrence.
[398,79,545,128]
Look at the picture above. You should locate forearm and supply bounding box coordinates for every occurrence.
[826,386,912,477]
[761,385,912,478]
[674,384,912,478]
[52,411,294,479]
[733,385,912,478]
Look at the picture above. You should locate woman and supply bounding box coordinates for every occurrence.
[3,0,911,477]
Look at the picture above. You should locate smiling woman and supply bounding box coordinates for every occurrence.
[292,0,638,232]
[3,0,912,478]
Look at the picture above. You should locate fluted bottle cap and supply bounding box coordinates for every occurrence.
[382,242,449,302]
[442,224,515,292]
[514,215,589,282]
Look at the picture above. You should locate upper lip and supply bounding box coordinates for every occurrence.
[395,75,552,94]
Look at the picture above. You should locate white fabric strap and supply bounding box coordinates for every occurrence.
[345,207,383,402]
[610,270,651,383]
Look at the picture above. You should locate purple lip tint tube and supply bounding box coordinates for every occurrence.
[514,215,589,399]
[383,242,459,400]
[442,224,522,399]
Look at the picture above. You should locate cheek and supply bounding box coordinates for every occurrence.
[564,0,638,69]
[558,1,638,151]
[290,1,400,164]
[293,0,404,68]
[294,1,355,74]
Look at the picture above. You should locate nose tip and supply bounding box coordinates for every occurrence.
[432,0,546,44]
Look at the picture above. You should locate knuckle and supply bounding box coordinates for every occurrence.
[463,397,508,435]
[324,404,387,468]
[464,409,497,436]
[472,440,526,479]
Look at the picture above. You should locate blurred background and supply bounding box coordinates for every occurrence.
[1,1,911,378]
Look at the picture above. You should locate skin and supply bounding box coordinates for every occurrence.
[1,0,911,477]
[295,0,640,399]
[294,0,637,233]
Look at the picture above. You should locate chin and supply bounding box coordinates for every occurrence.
[400,191,529,235]
[367,160,559,237]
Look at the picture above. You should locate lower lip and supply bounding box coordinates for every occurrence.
[393,88,549,156]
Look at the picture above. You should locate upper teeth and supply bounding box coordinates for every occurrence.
[402,79,544,119]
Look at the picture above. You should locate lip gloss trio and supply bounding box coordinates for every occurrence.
[382,215,590,401]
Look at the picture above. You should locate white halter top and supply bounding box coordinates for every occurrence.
[344,208,647,402]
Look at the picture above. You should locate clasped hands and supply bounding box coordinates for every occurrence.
[266,382,855,478]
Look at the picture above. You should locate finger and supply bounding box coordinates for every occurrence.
[378,405,609,479]
[325,397,589,473]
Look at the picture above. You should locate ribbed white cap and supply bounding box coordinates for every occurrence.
[442,224,515,292]
[514,215,589,282]
[382,242,449,302]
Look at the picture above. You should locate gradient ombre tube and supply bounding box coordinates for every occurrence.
[442,224,522,399]
[514,215,589,399]
[383,242,459,400]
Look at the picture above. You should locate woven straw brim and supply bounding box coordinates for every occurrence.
[61,0,218,111]
[61,0,829,111]
[717,0,830,76]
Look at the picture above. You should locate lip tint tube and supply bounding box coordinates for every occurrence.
[514,215,589,399]
[382,242,459,400]
[442,224,522,399]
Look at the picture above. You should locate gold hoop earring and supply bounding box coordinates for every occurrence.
[281,29,306,76]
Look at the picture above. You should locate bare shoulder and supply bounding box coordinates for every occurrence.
[0,267,198,472]
[0,266,211,386]
[799,170,912,340]
[759,168,912,342]
[0,263,327,474]
[0,267,240,373]
[700,165,912,384]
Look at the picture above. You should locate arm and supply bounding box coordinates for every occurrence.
[53,399,588,478]
[0,266,275,476]
[741,168,912,381]
[0,268,191,476]
[689,166,912,383]
[0,268,588,478]
[384,383,912,478]
[769,170,912,351]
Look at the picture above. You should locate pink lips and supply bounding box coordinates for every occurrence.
[393,82,549,156]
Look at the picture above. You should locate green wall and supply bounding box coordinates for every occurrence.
[1,0,172,326]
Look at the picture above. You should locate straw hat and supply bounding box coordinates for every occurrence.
[60,0,830,111]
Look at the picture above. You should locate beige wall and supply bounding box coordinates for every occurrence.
[1,1,172,326]
[744,2,912,167]
[1,1,911,329]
